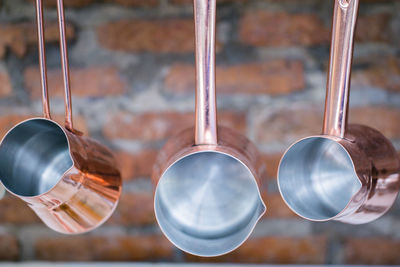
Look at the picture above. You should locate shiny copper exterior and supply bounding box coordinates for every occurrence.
[152,126,266,256]
[322,0,358,138]
[194,0,217,145]
[56,0,73,131]
[0,0,122,234]
[277,0,400,224]
[279,124,400,224]
[152,126,266,191]
[35,0,50,119]
[152,0,266,256]
[334,124,400,223]
[6,118,121,234]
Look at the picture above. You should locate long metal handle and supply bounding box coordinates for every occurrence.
[56,0,74,131]
[35,0,74,131]
[322,0,359,138]
[194,0,218,145]
[35,0,51,119]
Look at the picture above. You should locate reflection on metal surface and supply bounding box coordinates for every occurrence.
[152,0,266,257]
[277,0,400,224]
[153,127,266,257]
[0,0,122,234]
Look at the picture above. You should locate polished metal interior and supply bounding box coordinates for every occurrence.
[155,151,264,256]
[0,119,72,197]
[278,137,361,221]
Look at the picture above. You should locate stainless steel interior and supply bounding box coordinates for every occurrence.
[0,119,73,197]
[278,137,361,221]
[155,151,264,256]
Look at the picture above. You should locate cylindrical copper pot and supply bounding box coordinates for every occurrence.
[151,0,266,257]
[0,0,122,234]
[278,0,400,224]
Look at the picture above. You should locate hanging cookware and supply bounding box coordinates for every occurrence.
[278,0,400,224]
[0,0,122,234]
[151,0,266,257]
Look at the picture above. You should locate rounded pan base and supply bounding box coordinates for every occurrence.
[0,118,72,197]
[154,151,264,256]
[278,137,361,221]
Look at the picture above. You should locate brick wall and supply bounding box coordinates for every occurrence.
[0,0,400,264]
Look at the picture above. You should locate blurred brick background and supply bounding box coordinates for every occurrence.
[0,0,400,264]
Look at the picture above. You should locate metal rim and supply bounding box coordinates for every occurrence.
[277,135,362,222]
[0,117,74,199]
[154,149,266,257]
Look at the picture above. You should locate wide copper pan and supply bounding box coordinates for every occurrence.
[0,0,121,234]
[277,0,400,224]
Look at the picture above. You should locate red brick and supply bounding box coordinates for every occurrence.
[170,0,245,4]
[353,56,400,92]
[103,111,246,141]
[97,19,221,53]
[114,149,158,180]
[239,9,392,46]
[263,193,296,218]
[239,11,330,47]
[350,106,400,139]
[186,236,327,264]
[255,106,323,145]
[361,0,398,2]
[24,66,126,99]
[0,195,39,224]
[356,13,392,43]
[255,106,400,145]
[97,19,194,53]
[0,22,74,58]
[345,238,400,265]
[108,193,155,226]
[165,60,305,95]
[0,235,19,261]
[0,71,12,97]
[104,0,158,6]
[26,0,96,7]
[262,153,283,180]
[27,0,158,7]
[0,114,88,138]
[35,235,173,261]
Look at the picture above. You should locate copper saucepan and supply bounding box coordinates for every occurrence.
[0,0,122,234]
[278,0,400,224]
[151,0,266,257]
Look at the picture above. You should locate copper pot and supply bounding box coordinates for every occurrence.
[151,0,266,257]
[277,0,400,224]
[0,0,122,234]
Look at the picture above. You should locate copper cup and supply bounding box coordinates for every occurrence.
[152,0,266,257]
[0,0,122,234]
[278,0,400,224]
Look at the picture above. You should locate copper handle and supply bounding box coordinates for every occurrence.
[56,0,74,131]
[35,0,74,131]
[194,0,218,145]
[35,0,50,119]
[322,0,359,138]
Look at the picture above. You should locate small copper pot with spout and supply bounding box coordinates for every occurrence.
[151,0,266,257]
[0,0,122,234]
[278,0,400,224]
